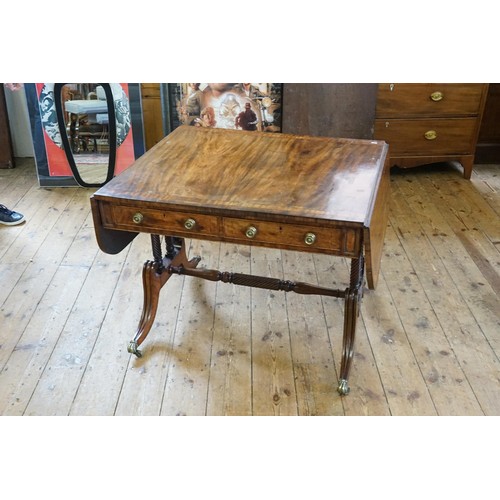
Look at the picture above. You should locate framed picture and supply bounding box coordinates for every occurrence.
[164,83,282,134]
[25,83,145,187]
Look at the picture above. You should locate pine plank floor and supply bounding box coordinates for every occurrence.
[1,158,499,416]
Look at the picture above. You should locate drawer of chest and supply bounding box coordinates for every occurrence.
[101,204,220,236]
[222,217,359,255]
[374,118,477,155]
[376,83,484,118]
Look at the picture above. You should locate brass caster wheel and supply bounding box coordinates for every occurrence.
[337,379,350,396]
[127,341,143,358]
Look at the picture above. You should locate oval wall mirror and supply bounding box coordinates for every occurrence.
[54,83,117,187]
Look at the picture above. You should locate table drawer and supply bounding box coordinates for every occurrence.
[222,217,358,254]
[374,118,477,155]
[104,204,220,236]
[98,203,360,256]
[376,83,484,118]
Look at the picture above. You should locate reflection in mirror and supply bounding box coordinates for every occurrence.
[54,83,116,187]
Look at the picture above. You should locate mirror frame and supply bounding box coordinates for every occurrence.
[54,83,117,188]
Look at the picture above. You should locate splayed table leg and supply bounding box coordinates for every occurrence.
[127,236,201,357]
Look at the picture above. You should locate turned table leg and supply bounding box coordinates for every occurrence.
[337,256,364,395]
[127,236,200,357]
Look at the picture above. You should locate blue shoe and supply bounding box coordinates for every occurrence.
[0,204,25,225]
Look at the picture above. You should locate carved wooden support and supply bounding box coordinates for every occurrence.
[127,237,200,357]
[168,265,346,298]
[129,235,366,397]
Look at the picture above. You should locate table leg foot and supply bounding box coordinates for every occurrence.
[127,340,143,358]
[337,379,350,395]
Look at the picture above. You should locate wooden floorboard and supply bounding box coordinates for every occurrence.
[1,159,499,415]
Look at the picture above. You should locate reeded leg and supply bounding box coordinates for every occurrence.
[127,237,201,357]
[337,256,364,395]
[127,261,166,357]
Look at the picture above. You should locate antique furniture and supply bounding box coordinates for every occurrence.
[475,83,500,163]
[64,98,109,154]
[374,83,489,179]
[90,126,389,395]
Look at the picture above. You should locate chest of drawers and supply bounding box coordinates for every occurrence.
[374,83,489,178]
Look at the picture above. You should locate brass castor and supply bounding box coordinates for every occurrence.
[127,341,143,358]
[337,379,350,396]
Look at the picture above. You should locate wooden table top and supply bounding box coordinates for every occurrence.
[94,125,388,226]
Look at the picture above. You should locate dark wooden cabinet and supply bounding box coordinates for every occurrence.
[282,83,378,139]
[475,83,500,163]
[0,85,15,168]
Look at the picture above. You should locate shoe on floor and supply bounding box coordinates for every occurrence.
[0,204,25,225]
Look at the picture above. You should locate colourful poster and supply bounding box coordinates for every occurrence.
[168,83,282,133]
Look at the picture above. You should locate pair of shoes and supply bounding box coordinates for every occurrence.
[0,204,25,226]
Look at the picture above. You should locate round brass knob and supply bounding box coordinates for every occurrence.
[424,130,437,140]
[184,218,196,230]
[245,226,258,239]
[132,212,143,224]
[304,232,316,245]
[430,91,444,102]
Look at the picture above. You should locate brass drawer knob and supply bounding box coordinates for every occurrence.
[132,212,144,224]
[424,130,437,140]
[184,218,196,230]
[245,226,258,239]
[304,232,316,245]
[430,91,444,102]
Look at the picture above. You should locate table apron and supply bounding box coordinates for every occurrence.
[97,202,363,257]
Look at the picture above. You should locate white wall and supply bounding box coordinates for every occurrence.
[4,86,34,157]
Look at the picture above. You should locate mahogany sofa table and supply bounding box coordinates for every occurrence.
[90,125,389,395]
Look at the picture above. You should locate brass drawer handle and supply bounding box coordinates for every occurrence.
[304,232,316,245]
[184,218,196,230]
[424,130,437,140]
[430,91,444,102]
[132,212,144,224]
[245,226,258,239]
